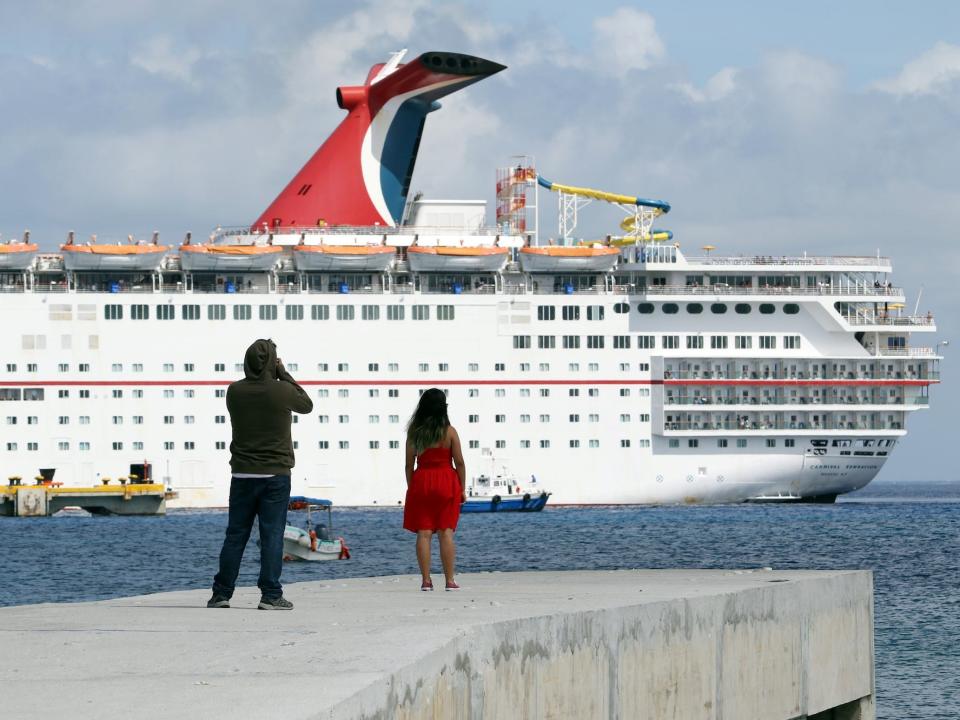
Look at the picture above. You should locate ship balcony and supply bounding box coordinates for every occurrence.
[660,412,907,436]
[656,253,893,271]
[639,284,903,299]
[663,395,930,411]
[839,313,936,331]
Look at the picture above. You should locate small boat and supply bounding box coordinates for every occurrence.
[60,233,169,271]
[179,236,283,272]
[281,496,351,561]
[407,245,509,273]
[461,471,550,513]
[293,242,395,272]
[519,244,619,273]
[0,237,38,271]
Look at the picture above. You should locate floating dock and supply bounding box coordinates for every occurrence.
[0,483,167,516]
[0,569,875,719]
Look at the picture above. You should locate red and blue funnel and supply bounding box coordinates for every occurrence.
[252,51,506,230]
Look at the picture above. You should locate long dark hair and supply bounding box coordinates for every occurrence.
[407,388,449,454]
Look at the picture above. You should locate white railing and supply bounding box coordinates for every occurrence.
[677,255,892,268]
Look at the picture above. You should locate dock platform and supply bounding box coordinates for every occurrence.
[0,483,167,516]
[0,569,874,719]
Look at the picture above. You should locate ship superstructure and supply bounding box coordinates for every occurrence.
[0,51,940,507]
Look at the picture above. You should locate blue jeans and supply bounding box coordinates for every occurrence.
[212,475,290,600]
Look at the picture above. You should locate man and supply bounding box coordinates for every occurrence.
[209,339,313,610]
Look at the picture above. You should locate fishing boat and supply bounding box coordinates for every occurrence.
[461,469,550,513]
[280,496,351,561]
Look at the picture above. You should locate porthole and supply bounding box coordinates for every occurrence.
[663,303,679,314]
[759,303,776,314]
[686,303,703,314]
[710,303,727,314]
[784,303,800,315]
[735,303,751,314]
[656,474,664,483]
[613,302,630,314]
[637,303,655,314]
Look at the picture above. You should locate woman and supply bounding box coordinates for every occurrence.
[403,388,466,591]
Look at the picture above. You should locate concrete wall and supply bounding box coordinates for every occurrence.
[329,571,874,720]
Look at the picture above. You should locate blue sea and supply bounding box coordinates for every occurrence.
[2,480,958,718]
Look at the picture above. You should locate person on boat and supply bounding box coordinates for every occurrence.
[208,339,313,610]
[403,388,467,591]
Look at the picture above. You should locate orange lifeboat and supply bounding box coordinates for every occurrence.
[0,242,39,271]
[407,245,509,273]
[60,233,169,271]
[293,244,395,272]
[178,242,283,272]
[519,245,620,273]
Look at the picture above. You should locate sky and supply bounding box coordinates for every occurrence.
[0,1,957,482]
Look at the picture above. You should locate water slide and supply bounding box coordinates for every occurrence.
[536,175,673,241]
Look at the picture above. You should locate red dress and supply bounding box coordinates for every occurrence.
[403,446,462,532]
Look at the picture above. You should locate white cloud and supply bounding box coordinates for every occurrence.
[874,41,960,96]
[674,67,738,103]
[131,36,203,85]
[593,8,665,76]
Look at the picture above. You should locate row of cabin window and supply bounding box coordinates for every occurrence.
[104,304,454,321]
[537,303,802,320]
[514,335,802,350]
[668,438,798,448]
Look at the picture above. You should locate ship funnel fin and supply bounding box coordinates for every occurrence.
[251,51,505,230]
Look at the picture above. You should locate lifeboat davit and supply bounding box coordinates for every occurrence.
[293,243,395,272]
[0,242,39,271]
[407,245,509,273]
[60,234,169,271]
[179,241,283,272]
[519,245,620,273]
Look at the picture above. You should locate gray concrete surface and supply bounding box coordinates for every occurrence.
[0,569,874,719]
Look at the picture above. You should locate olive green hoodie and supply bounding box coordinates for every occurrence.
[227,339,313,475]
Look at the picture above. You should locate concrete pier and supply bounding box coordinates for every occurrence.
[0,570,874,719]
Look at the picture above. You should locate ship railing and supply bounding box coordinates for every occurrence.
[677,255,892,268]
[876,347,936,356]
[216,224,507,238]
[75,285,154,293]
[664,420,904,431]
[664,371,934,381]
[665,396,915,407]
[640,284,903,297]
[842,314,934,326]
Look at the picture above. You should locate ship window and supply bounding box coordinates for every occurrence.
[784,336,801,349]
[737,439,747,448]
[621,439,631,448]
[614,303,630,314]
[104,304,123,320]
[387,305,404,320]
[156,305,175,320]
[311,304,330,320]
[766,439,776,447]
[662,335,679,349]
[562,335,580,349]
[285,305,304,320]
[562,306,580,321]
[735,335,752,349]
[686,303,703,314]
[537,305,556,321]
[662,303,679,314]
[785,439,795,447]
[710,335,728,349]
[183,304,201,320]
[686,336,704,349]
[540,440,550,448]
[362,305,379,320]
[759,336,776,349]
[412,305,429,320]
[338,363,349,372]
[668,439,679,448]
[569,439,580,448]
[710,303,727,314]
[717,439,728,448]
[336,305,354,320]
[538,336,556,349]
[613,336,631,349]
[784,304,800,314]
[513,335,531,349]
[569,413,580,422]
[437,305,455,320]
[637,335,655,349]
[131,304,149,320]
[688,439,699,448]
[637,303,655,314]
[257,305,277,321]
[233,305,251,320]
[759,303,775,314]
[735,303,751,314]
[587,335,604,349]
[208,304,226,320]
[520,440,531,448]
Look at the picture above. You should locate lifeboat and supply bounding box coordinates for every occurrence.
[179,240,283,272]
[293,244,395,272]
[519,245,620,273]
[407,245,509,273]
[0,242,39,271]
[60,233,169,271]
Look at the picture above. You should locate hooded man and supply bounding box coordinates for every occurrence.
[209,339,313,610]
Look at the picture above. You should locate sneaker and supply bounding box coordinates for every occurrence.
[207,593,230,609]
[258,595,294,611]
[421,578,434,591]
[445,580,460,591]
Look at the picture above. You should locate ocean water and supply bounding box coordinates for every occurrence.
[1,481,958,718]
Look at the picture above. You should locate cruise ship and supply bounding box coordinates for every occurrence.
[0,50,940,507]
